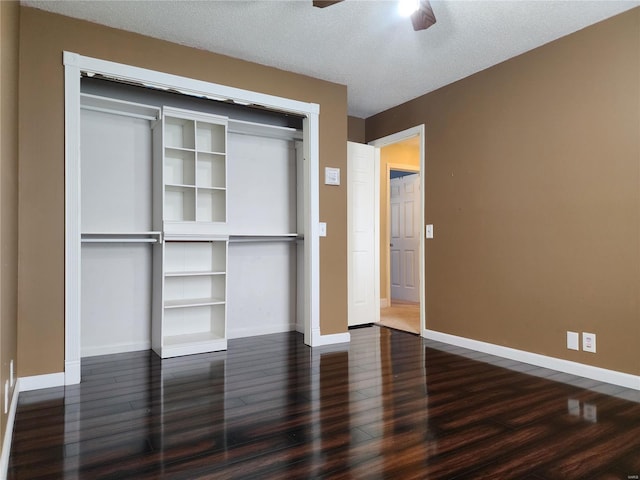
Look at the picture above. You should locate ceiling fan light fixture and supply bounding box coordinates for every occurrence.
[410,0,437,31]
[398,0,420,17]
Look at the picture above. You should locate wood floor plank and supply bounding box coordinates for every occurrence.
[8,327,640,479]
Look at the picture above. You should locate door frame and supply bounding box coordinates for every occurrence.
[369,125,426,335]
[63,52,322,385]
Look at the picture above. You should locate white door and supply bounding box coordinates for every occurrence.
[348,142,377,326]
[390,173,420,303]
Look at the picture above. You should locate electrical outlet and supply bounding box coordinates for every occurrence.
[319,222,327,237]
[582,332,596,353]
[10,360,14,388]
[566,331,579,351]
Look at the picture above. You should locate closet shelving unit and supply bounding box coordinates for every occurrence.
[80,92,305,359]
[152,107,231,358]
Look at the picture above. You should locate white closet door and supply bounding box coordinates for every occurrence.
[80,109,154,356]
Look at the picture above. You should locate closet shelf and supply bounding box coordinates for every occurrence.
[164,297,226,309]
[163,331,226,347]
[81,232,162,243]
[229,234,303,243]
[165,146,196,153]
[80,93,160,121]
[164,270,225,277]
[228,119,303,141]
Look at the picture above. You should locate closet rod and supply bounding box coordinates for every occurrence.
[80,105,158,121]
[80,93,160,121]
[229,237,301,244]
[81,238,159,244]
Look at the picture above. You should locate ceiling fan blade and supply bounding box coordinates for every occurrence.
[411,0,436,31]
[312,0,344,7]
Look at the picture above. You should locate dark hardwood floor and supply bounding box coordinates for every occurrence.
[9,326,640,479]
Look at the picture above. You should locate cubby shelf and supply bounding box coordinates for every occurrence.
[154,237,228,358]
[164,271,225,277]
[163,332,226,347]
[157,108,228,227]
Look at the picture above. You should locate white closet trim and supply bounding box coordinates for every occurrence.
[72,53,319,116]
[64,52,326,386]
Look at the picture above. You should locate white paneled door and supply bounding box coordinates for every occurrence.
[347,142,377,326]
[390,173,421,303]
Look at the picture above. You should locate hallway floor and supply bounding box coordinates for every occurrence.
[378,300,420,334]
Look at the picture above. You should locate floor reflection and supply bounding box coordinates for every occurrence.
[9,327,640,479]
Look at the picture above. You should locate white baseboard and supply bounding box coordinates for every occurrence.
[65,360,81,386]
[0,379,20,479]
[81,341,151,358]
[423,329,640,391]
[228,323,296,339]
[19,372,65,392]
[380,298,389,308]
[309,330,351,347]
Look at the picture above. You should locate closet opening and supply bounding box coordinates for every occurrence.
[65,52,322,385]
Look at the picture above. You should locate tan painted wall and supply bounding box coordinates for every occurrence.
[0,0,20,450]
[18,7,348,377]
[367,8,640,375]
[379,142,420,302]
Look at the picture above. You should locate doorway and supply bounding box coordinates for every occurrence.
[369,127,425,336]
[384,169,420,334]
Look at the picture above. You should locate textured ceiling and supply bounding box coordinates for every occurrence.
[22,0,639,118]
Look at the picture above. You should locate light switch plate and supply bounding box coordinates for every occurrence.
[324,167,340,186]
[426,224,434,239]
[319,222,327,237]
[567,331,579,351]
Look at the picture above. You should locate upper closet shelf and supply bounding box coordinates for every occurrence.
[80,93,160,121]
[81,232,162,243]
[228,119,302,141]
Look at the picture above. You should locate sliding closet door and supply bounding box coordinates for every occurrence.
[80,109,154,357]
